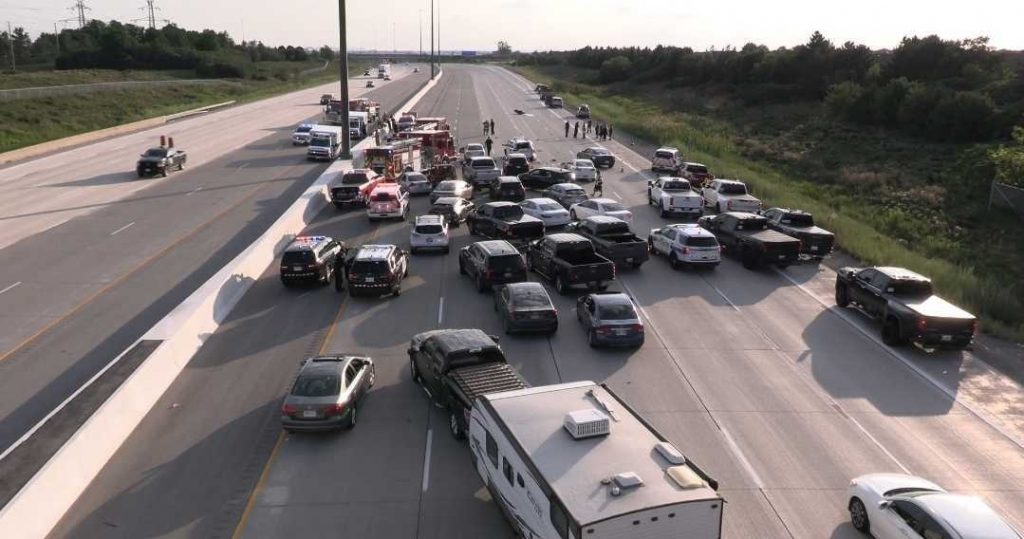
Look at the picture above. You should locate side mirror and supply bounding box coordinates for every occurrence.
[877,500,892,510]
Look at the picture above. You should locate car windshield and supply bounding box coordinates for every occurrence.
[350,260,389,274]
[686,164,709,174]
[514,142,531,150]
[590,148,609,155]
[602,202,626,211]
[655,150,674,159]
[448,349,505,369]
[538,202,562,211]
[437,181,457,190]
[663,181,690,191]
[144,148,167,157]
[370,192,395,202]
[282,250,315,264]
[781,213,815,227]
[489,253,525,271]
[890,280,933,297]
[291,373,340,397]
[598,303,637,320]
[415,224,443,234]
[685,236,718,247]
[405,173,428,183]
[509,157,527,165]
[295,125,313,133]
[720,183,748,195]
[473,159,496,168]
[575,161,594,169]
[342,173,368,184]
[511,288,550,308]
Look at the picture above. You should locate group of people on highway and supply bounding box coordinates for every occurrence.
[564,120,612,141]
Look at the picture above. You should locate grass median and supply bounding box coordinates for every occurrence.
[510,64,1023,341]
[0,60,370,153]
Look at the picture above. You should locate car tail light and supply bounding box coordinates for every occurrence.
[682,246,691,255]
[719,245,725,253]
[632,324,645,332]
[727,200,733,210]
[612,264,617,278]
[916,317,928,332]
[281,404,298,416]
[349,273,360,280]
[596,326,612,334]
[323,403,346,417]
[485,269,494,280]
[308,263,319,270]
[970,320,978,334]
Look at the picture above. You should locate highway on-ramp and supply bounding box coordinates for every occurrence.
[0,66,429,499]
[51,65,1024,539]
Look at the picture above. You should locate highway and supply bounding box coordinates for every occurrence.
[0,66,428,497]
[51,65,1024,539]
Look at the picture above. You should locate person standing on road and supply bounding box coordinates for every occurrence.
[333,251,347,293]
[483,120,489,136]
[564,120,570,137]
[489,118,495,135]
[573,121,579,138]
[485,136,493,156]
[608,124,613,139]
[592,173,603,197]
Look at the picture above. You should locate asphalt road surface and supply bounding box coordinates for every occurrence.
[0,68,427,460]
[51,65,1024,539]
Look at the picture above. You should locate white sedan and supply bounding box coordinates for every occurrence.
[569,197,633,224]
[520,197,571,227]
[563,158,598,182]
[848,473,1021,539]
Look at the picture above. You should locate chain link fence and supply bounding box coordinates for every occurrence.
[989,181,1024,219]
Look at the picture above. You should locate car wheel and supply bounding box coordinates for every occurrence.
[570,210,577,220]
[741,246,758,270]
[459,259,467,275]
[504,317,513,335]
[648,240,656,255]
[393,283,402,296]
[848,497,870,533]
[555,275,567,295]
[449,411,466,440]
[368,365,376,387]
[882,317,906,346]
[660,204,669,218]
[588,330,598,348]
[476,275,487,293]
[468,224,478,236]
[410,247,418,255]
[161,167,168,178]
[345,404,357,430]
[835,284,850,308]
[443,246,450,254]
[179,161,185,171]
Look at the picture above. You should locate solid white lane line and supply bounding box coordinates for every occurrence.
[0,281,22,295]
[719,426,766,489]
[237,162,249,170]
[437,297,444,325]
[421,429,433,492]
[109,222,135,236]
[185,186,203,196]
[775,268,1024,451]
[611,191,622,200]
[708,284,741,312]
[0,339,142,462]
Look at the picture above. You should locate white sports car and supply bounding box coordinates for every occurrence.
[848,473,1021,539]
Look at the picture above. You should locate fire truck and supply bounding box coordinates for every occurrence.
[397,129,455,162]
[349,97,381,123]
[364,138,423,180]
[413,116,451,131]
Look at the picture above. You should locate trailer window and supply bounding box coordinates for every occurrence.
[502,457,514,485]
[486,431,499,468]
[549,498,570,539]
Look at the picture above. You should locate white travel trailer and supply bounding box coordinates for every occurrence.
[469,381,724,539]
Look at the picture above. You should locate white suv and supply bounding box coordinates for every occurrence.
[504,138,536,161]
[464,156,500,186]
[410,215,450,254]
[651,147,682,173]
[648,223,721,269]
[702,178,762,213]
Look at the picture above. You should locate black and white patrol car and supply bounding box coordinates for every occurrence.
[279,235,346,286]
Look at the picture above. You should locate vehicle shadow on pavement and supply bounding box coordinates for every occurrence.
[52,401,282,539]
[47,171,137,188]
[830,522,866,539]
[801,310,960,416]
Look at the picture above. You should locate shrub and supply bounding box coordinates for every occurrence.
[599,56,632,83]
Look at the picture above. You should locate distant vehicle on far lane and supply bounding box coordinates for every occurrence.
[136,145,186,178]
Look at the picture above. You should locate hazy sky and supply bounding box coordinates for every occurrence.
[3,0,1023,51]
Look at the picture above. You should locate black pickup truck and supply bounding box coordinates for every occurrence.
[566,215,649,268]
[698,212,801,270]
[835,266,976,349]
[526,233,616,294]
[760,207,835,261]
[136,146,187,177]
[466,201,545,249]
[408,329,527,439]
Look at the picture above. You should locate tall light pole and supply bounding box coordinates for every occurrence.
[337,0,351,158]
[392,22,395,55]
[418,10,422,60]
[430,0,435,79]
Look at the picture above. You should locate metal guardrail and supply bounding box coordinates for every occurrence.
[299,60,331,77]
[0,79,237,102]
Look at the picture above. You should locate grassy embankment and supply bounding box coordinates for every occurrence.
[0,60,371,153]
[511,64,1024,341]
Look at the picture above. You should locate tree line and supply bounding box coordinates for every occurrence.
[516,32,1024,143]
[0,20,335,79]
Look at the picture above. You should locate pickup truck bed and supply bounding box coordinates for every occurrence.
[448,363,527,404]
[587,232,648,268]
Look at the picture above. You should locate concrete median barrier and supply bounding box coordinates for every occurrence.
[0,71,443,538]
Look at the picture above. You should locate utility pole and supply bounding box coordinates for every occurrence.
[337,0,351,159]
[6,22,15,72]
[392,22,395,55]
[430,0,434,79]
[437,0,441,65]
[54,22,60,53]
[418,10,422,60]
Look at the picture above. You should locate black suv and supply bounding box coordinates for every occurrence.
[502,153,530,175]
[346,244,409,297]
[280,235,346,286]
[518,167,575,189]
[489,177,526,202]
[458,240,528,292]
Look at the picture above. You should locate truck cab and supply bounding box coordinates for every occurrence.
[307,126,344,161]
[647,177,702,218]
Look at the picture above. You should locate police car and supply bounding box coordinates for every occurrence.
[346,244,409,297]
[280,235,345,286]
[292,123,316,145]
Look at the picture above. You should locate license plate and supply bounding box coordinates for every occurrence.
[778,255,786,259]
[625,258,633,263]
[292,266,303,271]
[530,313,541,319]
[613,329,628,336]
[941,335,952,342]
[365,277,375,283]
[504,272,512,278]
[302,410,317,418]
[427,239,434,243]
[810,245,818,251]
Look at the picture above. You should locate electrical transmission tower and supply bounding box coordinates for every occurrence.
[135,1,169,29]
[68,1,91,29]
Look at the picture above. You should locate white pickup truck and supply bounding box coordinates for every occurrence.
[647,177,703,218]
[702,179,762,213]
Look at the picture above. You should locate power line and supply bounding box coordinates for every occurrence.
[67,0,90,29]
[133,0,169,29]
